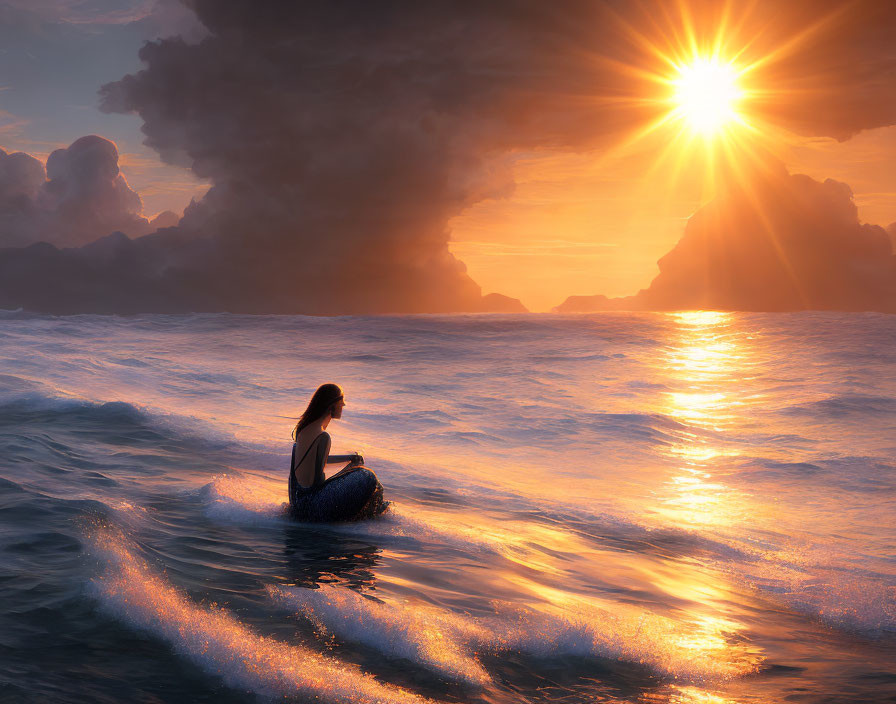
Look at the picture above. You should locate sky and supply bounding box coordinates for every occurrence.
[1,0,895,313]
[0,0,210,214]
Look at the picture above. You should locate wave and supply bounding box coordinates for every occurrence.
[530,353,613,362]
[345,354,389,362]
[781,574,896,636]
[735,555,896,637]
[0,306,40,320]
[727,455,896,494]
[0,373,46,394]
[197,471,758,570]
[87,530,435,704]
[421,430,503,445]
[270,585,491,686]
[784,393,896,417]
[202,473,895,641]
[0,385,241,454]
[271,583,763,683]
[197,472,291,526]
[200,472,577,554]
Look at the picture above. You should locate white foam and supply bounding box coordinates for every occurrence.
[493,598,762,681]
[271,582,763,683]
[199,473,290,525]
[88,531,435,704]
[198,473,565,561]
[271,585,491,686]
[737,557,896,636]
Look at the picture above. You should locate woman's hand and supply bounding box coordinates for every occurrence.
[350,452,364,466]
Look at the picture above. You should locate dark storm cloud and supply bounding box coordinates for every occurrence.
[8,0,624,314]
[2,0,896,313]
[755,1,896,141]
[555,164,896,313]
[0,136,153,248]
[91,0,627,314]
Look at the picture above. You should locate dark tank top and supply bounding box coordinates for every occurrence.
[288,432,328,506]
[287,432,386,522]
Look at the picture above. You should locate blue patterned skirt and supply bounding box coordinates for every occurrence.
[290,467,387,522]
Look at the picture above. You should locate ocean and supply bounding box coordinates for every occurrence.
[0,310,893,703]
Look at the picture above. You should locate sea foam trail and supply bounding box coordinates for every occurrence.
[736,557,896,637]
[272,584,764,683]
[204,472,892,645]
[200,473,749,575]
[202,473,594,563]
[270,585,492,686]
[88,531,433,704]
[200,473,291,525]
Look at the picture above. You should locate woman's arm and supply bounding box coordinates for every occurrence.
[326,453,364,465]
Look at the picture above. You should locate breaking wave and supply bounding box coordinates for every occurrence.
[88,531,434,704]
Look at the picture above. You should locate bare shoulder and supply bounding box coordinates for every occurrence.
[297,427,330,447]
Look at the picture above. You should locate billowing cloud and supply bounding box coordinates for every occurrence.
[0,135,153,248]
[2,0,896,313]
[0,149,45,246]
[555,165,896,313]
[752,1,896,141]
[91,0,628,314]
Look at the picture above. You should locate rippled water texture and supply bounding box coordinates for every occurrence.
[0,311,893,703]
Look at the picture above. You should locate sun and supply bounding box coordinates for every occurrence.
[593,0,826,189]
[671,57,744,137]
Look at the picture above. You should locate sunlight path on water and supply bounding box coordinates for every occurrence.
[655,311,752,528]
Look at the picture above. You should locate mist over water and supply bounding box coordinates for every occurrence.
[0,311,893,703]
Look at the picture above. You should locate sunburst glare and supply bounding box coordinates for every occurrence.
[590,0,817,196]
[671,57,744,137]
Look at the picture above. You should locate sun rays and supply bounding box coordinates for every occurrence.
[585,0,850,195]
[669,57,745,137]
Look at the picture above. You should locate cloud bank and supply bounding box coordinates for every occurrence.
[2,0,896,313]
[555,165,896,313]
[0,136,161,248]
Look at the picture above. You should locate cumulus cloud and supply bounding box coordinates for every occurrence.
[555,165,896,313]
[0,149,45,247]
[0,135,154,248]
[2,0,896,313]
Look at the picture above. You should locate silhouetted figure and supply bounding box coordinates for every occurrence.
[288,383,387,521]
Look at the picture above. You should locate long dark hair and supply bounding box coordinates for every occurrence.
[292,383,344,439]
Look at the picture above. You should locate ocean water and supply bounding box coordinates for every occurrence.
[0,310,893,704]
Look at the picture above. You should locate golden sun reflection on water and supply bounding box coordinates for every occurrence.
[501,574,762,681]
[665,391,730,424]
[656,685,743,704]
[637,312,765,699]
[654,311,751,528]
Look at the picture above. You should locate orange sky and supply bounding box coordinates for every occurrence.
[115,121,896,313]
[103,0,896,313]
[102,121,896,315]
[446,125,896,311]
[4,0,895,314]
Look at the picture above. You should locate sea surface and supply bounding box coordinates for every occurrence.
[0,310,893,704]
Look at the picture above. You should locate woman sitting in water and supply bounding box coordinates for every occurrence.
[288,383,386,522]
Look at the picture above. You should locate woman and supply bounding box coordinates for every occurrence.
[288,383,386,521]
